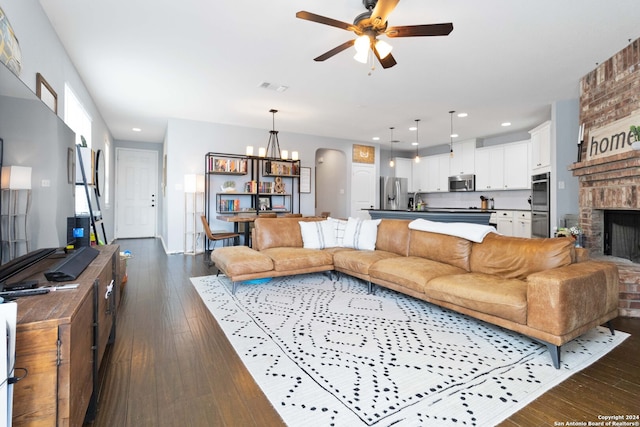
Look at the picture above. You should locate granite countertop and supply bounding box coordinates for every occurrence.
[369,208,494,213]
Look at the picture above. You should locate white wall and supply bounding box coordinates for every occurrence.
[162,118,374,253]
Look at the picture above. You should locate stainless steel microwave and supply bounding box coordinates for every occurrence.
[448,174,476,192]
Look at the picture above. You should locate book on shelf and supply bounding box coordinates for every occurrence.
[264,161,299,176]
[209,157,247,174]
[219,199,241,212]
[244,180,258,193]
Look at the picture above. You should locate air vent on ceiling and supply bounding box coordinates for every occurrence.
[258,81,289,92]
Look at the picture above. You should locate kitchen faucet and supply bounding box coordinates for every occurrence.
[413,191,422,210]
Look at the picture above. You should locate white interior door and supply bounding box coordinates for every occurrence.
[351,163,376,219]
[115,148,158,238]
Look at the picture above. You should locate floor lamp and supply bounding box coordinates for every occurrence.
[184,174,205,255]
[1,166,32,262]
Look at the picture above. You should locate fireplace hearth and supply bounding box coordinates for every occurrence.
[604,210,640,263]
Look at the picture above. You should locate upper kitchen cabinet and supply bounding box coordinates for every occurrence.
[449,139,476,176]
[422,154,450,192]
[394,158,416,192]
[475,145,504,191]
[503,140,530,189]
[476,140,530,191]
[529,121,551,173]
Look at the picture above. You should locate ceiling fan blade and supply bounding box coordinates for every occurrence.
[386,23,453,38]
[314,39,356,62]
[369,0,400,29]
[373,46,397,69]
[296,11,359,33]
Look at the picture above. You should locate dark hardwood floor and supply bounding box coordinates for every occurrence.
[88,238,639,427]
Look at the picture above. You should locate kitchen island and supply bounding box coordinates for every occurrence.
[367,209,493,225]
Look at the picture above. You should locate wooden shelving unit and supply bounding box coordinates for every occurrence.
[203,152,300,246]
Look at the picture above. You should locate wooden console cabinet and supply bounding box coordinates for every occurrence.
[12,244,119,426]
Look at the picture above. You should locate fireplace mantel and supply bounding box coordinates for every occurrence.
[569,149,640,180]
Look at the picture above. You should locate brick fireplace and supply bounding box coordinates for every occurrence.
[570,37,640,317]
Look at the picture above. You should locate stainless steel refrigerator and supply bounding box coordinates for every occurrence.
[380,177,408,210]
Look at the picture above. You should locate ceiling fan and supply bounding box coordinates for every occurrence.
[296,0,453,69]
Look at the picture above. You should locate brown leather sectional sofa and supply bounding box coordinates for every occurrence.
[210,217,619,368]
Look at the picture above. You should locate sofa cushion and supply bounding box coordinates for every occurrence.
[211,246,274,276]
[369,257,467,294]
[260,247,333,271]
[342,217,381,250]
[254,217,323,250]
[469,234,574,279]
[408,230,472,271]
[299,220,336,249]
[424,273,528,324]
[333,250,401,275]
[375,219,411,256]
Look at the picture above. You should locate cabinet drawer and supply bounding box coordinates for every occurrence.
[515,211,531,220]
[496,210,514,219]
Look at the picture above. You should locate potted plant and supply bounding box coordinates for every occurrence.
[631,125,640,149]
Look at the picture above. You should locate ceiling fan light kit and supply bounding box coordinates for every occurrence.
[296,0,453,70]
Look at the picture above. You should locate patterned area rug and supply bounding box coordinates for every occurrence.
[191,273,628,427]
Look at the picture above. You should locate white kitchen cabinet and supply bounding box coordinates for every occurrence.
[422,154,449,192]
[503,140,530,190]
[394,158,415,192]
[513,211,532,238]
[411,158,423,192]
[449,139,476,176]
[496,210,514,236]
[475,146,504,191]
[530,121,551,173]
[477,141,530,191]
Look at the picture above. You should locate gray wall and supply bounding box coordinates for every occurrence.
[551,99,580,229]
[315,149,348,218]
[161,118,371,253]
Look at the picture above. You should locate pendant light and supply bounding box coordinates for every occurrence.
[389,127,395,167]
[264,109,281,159]
[414,119,421,163]
[449,110,455,158]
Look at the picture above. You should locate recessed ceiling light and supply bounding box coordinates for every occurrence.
[411,142,418,146]
[372,136,380,141]
[501,122,511,127]
[450,133,459,138]
[457,113,468,118]
[132,127,142,132]
[409,126,417,131]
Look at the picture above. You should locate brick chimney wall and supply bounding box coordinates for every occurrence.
[572,37,640,317]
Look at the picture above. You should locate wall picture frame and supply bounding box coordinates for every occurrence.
[258,196,271,211]
[300,167,311,193]
[36,72,57,113]
[352,144,375,164]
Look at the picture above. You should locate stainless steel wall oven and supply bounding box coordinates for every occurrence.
[531,172,550,238]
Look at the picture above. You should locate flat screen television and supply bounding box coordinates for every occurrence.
[0,62,76,266]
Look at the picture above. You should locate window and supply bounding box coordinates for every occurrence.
[104,138,110,206]
[64,83,93,214]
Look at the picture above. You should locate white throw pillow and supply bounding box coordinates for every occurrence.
[299,220,336,249]
[342,217,381,250]
[326,217,348,247]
